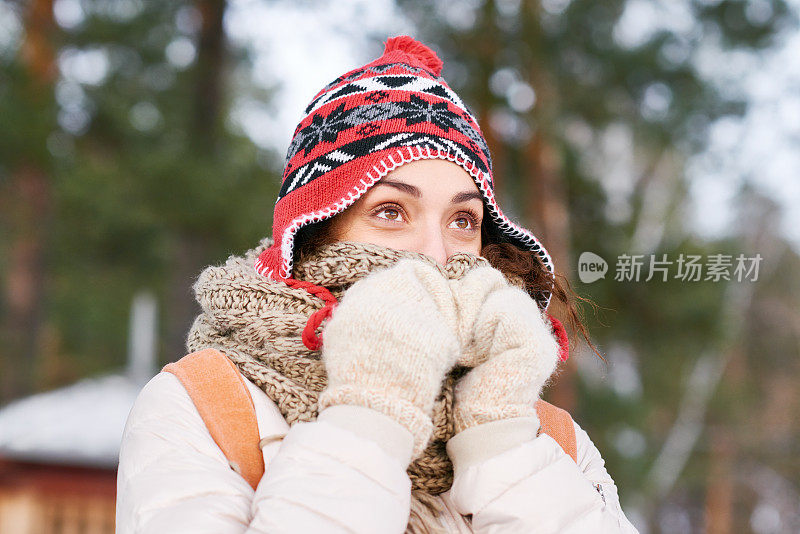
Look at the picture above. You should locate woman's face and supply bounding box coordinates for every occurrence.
[330,159,484,264]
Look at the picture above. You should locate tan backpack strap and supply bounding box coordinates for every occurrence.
[535,399,578,463]
[162,348,265,490]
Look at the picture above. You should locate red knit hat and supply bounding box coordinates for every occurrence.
[255,35,556,311]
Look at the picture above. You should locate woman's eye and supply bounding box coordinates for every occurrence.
[452,217,470,229]
[376,207,403,221]
[450,215,476,230]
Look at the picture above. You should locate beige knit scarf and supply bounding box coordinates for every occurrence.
[186,237,504,533]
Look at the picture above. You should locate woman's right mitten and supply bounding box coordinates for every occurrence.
[318,258,461,458]
[447,264,509,366]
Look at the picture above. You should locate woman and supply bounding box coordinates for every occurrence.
[116,36,638,533]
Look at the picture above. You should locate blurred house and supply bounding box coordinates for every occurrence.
[0,373,144,533]
[0,292,157,533]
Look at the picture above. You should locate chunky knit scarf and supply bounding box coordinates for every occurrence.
[186,237,510,533]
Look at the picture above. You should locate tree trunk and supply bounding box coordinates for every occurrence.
[164,232,207,361]
[525,131,576,411]
[704,426,734,534]
[193,0,226,150]
[1,0,56,403]
[473,0,506,201]
[523,0,576,411]
[163,0,227,363]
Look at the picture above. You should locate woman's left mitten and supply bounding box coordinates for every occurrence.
[452,282,560,435]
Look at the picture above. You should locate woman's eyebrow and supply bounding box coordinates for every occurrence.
[451,190,483,204]
[375,180,483,205]
[373,180,421,197]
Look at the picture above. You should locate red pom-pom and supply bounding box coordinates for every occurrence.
[383,35,443,76]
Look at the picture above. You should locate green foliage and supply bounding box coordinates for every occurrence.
[0,0,280,387]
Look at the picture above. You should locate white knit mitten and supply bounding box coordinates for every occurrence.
[448,265,508,367]
[448,265,560,434]
[318,258,460,458]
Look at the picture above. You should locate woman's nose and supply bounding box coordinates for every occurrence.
[417,227,449,265]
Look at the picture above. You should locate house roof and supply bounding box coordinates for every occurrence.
[0,373,145,468]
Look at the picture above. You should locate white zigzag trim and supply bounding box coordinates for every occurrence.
[254,145,555,310]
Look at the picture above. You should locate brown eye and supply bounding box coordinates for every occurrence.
[449,213,478,231]
[453,217,471,229]
[376,207,403,221]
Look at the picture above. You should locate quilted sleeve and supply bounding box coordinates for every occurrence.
[116,372,415,534]
[246,404,414,534]
[446,417,639,533]
[116,372,255,534]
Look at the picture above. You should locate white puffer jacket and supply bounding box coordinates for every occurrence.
[116,370,639,533]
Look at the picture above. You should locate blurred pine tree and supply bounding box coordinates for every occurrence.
[0,0,280,399]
